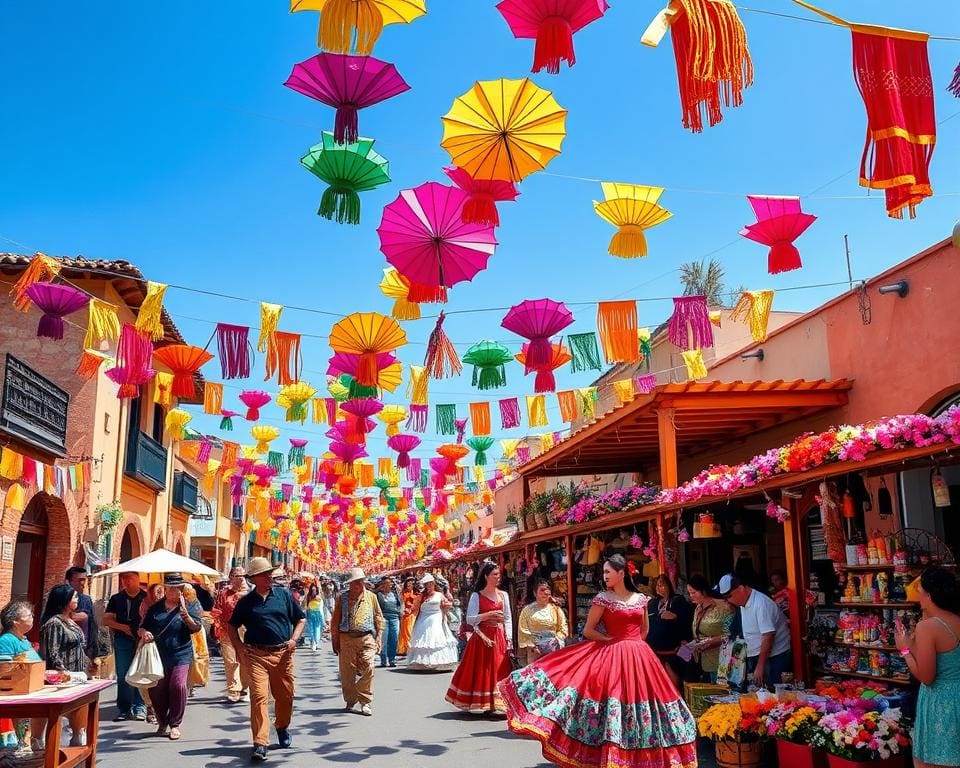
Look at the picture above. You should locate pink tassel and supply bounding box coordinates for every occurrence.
[533,15,575,74]
[634,374,657,394]
[423,312,462,380]
[198,440,212,464]
[325,398,338,425]
[407,457,422,483]
[334,105,359,145]
[455,418,468,444]
[668,296,714,350]
[534,367,557,393]
[523,338,553,373]
[499,398,521,429]
[230,475,245,505]
[216,323,251,380]
[516,445,531,464]
[949,63,960,98]
[406,404,428,433]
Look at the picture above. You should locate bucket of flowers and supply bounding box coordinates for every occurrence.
[766,702,827,768]
[810,706,910,768]
[697,697,775,768]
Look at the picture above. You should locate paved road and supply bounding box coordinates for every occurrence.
[95,648,553,768]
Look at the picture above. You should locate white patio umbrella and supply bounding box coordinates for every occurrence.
[94,548,220,578]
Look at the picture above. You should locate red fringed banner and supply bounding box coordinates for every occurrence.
[265,331,302,385]
[216,323,252,380]
[499,397,521,430]
[424,313,462,380]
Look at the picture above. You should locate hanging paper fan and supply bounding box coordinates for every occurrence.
[24,283,88,341]
[301,132,390,224]
[739,195,817,274]
[152,345,214,399]
[327,351,402,392]
[277,381,318,423]
[379,267,421,321]
[378,404,407,436]
[515,341,572,393]
[340,398,384,437]
[442,166,519,227]
[387,433,421,469]
[328,312,407,387]
[461,340,513,391]
[290,0,427,55]
[501,298,574,373]
[251,425,281,454]
[496,0,609,74]
[239,390,272,421]
[329,440,368,470]
[437,443,469,469]
[593,183,672,258]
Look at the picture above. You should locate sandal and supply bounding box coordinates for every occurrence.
[169,728,181,741]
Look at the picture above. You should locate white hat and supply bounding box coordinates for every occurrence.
[419,574,435,586]
[346,567,367,584]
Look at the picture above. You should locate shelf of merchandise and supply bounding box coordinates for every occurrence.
[827,641,899,653]
[826,669,912,686]
[835,602,919,609]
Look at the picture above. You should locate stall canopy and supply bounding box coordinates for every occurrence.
[518,379,852,485]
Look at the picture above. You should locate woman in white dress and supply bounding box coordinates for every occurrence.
[406,575,459,671]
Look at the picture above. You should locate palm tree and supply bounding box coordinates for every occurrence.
[679,259,726,306]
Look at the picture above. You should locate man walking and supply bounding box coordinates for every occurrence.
[716,573,792,688]
[227,558,305,762]
[331,568,384,717]
[213,566,250,703]
[102,572,147,721]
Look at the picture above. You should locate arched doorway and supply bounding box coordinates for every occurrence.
[119,524,140,563]
[12,496,48,641]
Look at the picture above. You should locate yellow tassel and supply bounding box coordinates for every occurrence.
[257,302,284,354]
[609,225,648,258]
[0,448,24,480]
[83,299,121,350]
[203,382,224,415]
[577,387,598,420]
[154,372,174,407]
[312,397,328,424]
[500,439,519,459]
[11,253,60,312]
[165,408,192,440]
[319,0,384,54]
[4,483,25,511]
[731,289,774,342]
[391,298,421,321]
[682,348,708,380]
[135,281,168,341]
[613,378,635,404]
[526,395,548,428]
[377,457,393,478]
[539,433,555,453]
[407,365,429,405]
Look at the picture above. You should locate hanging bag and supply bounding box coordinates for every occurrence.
[125,613,177,689]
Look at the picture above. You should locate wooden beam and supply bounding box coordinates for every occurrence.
[657,408,678,489]
[565,533,576,639]
[781,497,808,682]
[658,390,849,410]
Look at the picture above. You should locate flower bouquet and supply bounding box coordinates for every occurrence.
[698,698,775,768]
[767,703,827,768]
[555,483,658,525]
[810,708,909,768]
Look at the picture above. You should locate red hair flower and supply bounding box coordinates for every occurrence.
[627,561,638,576]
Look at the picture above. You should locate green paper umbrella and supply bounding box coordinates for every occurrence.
[300,132,390,225]
[462,340,513,390]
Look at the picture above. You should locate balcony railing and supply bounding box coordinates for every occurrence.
[124,430,168,490]
[173,471,199,515]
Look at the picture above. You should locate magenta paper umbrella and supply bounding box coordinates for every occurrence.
[739,195,817,275]
[442,166,519,227]
[497,0,609,74]
[25,283,89,341]
[387,433,421,468]
[501,298,574,372]
[329,440,368,469]
[378,182,498,301]
[284,53,410,145]
[340,398,384,435]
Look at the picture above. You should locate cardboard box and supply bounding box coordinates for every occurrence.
[0,660,45,695]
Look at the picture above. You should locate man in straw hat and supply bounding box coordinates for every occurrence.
[331,567,384,717]
[227,557,306,762]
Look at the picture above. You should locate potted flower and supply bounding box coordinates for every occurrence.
[811,708,909,768]
[96,501,123,533]
[766,703,827,768]
[698,698,773,768]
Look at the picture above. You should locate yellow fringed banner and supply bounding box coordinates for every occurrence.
[135,281,168,341]
[0,448,24,480]
[154,372,174,407]
[500,439,520,460]
[682,348,708,380]
[312,397,328,424]
[613,378,635,405]
[557,390,578,422]
[730,289,774,342]
[469,402,491,436]
[539,433,555,453]
[577,387,598,420]
[203,382,224,415]
[4,483,25,511]
[526,395,548,428]
[165,408,192,441]
[597,300,640,363]
[11,253,61,312]
[377,457,393,478]
[473,466,486,484]
[83,299,121,350]
[257,302,283,354]
[408,364,429,405]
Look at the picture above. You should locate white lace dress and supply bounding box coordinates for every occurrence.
[406,592,459,671]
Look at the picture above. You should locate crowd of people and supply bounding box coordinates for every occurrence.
[0,559,956,768]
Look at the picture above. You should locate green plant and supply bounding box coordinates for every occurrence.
[96,501,123,533]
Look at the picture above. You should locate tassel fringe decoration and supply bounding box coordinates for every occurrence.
[288,445,306,470]
[613,378,635,405]
[319,0,383,55]
[407,282,448,304]
[424,313,462,380]
[333,105,360,145]
[311,398,327,425]
[11,253,60,312]
[473,364,507,390]
[265,331,302,385]
[731,289,775,342]
[154,372,173,407]
[216,323,252,380]
[609,225,648,258]
[83,299,120,350]
[406,404,428,433]
[682,348,708,380]
[577,387,597,420]
[75,350,108,380]
[407,365,429,405]
[455,417,468,444]
[568,332,602,372]
[516,445,531,464]
[219,414,235,431]
[391,297,421,321]
[436,404,457,436]
[135,281,168,341]
[462,194,500,226]
[526,395,548,428]
[950,62,960,97]
[557,390,578,422]
[499,398,521,430]
[469,402,491,436]
[203,382,224,415]
[165,409,192,441]
[597,301,640,363]
[768,242,803,274]
[257,302,283,354]
[668,295,714,350]
[267,451,285,474]
[466,437,494,467]
[319,186,362,224]
[534,367,557,394]
[533,15,575,74]
[635,373,657,394]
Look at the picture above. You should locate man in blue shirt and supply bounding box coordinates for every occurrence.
[103,572,148,721]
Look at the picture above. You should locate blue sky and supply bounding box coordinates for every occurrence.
[2,2,959,469]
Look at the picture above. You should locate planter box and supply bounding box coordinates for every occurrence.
[715,739,763,768]
[778,740,828,768]
[825,754,906,768]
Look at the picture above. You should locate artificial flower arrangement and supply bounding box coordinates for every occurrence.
[698,697,777,742]
[765,702,823,743]
[556,482,659,525]
[810,708,910,762]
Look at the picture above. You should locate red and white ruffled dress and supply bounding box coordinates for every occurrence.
[446,591,512,712]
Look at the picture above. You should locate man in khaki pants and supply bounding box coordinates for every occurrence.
[213,566,250,702]
[331,568,383,717]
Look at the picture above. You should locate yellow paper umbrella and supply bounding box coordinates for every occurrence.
[291,0,426,55]
[441,78,567,183]
[329,312,407,387]
[593,183,672,258]
[378,404,407,436]
[251,425,281,454]
[165,409,192,441]
[276,381,318,423]
[379,267,421,321]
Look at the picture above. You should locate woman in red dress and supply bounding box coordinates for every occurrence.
[499,555,698,768]
[445,561,512,713]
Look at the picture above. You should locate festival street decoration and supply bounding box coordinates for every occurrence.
[301,132,390,224]
[501,298,574,374]
[442,166,519,227]
[463,340,513,390]
[152,344,214,399]
[740,195,817,274]
[496,0,609,74]
[105,324,155,399]
[290,0,427,55]
[24,283,88,341]
[593,183,672,258]
[329,312,407,387]
[515,341,571,393]
[379,268,420,320]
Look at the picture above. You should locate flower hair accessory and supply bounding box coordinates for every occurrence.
[627,561,638,576]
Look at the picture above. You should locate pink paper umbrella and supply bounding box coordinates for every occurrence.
[378,182,498,304]
[326,351,397,378]
[497,0,609,74]
[387,433,421,469]
[501,298,574,372]
[284,53,410,145]
[25,283,89,341]
[442,166,519,227]
[739,195,817,275]
[329,440,368,470]
[340,399,384,436]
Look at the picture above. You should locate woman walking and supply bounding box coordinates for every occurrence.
[305,582,325,652]
[397,577,417,657]
[895,566,960,768]
[407,575,458,671]
[686,574,734,683]
[446,562,512,713]
[517,580,568,666]
[139,573,203,741]
[499,555,698,768]
[40,585,89,747]
[375,577,402,667]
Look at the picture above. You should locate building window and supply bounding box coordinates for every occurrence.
[152,403,164,443]
[0,354,69,455]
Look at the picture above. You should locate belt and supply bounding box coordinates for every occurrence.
[344,631,373,637]
[246,642,289,652]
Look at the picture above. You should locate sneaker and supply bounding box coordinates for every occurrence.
[277,729,291,748]
[133,710,147,722]
[239,691,250,703]
[251,745,268,762]
[227,694,240,703]
[344,702,356,713]
[114,712,133,722]
[359,704,372,717]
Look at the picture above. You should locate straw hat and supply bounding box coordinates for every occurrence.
[419,574,435,587]
[345,567,367,584]
[246,557,277,578]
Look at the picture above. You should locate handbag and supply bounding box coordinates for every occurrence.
[125,641,163,688]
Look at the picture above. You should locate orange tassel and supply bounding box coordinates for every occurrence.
[597,301,640,363]
[11,253,60,312]
[318,0,384,55]
[265,331,302,385]
[423,313,462,380]
[557,390,578,422]
[469,402,491,436]
[75,350,108,380]
[221,441,239,470]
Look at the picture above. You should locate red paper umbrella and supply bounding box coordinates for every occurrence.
[340,399,384,435]
[284,53,410,145]
[739,195,817,275]
[152,345,214,399]
[501,298,574,373]
[239,390,272,421]
[106,324,155,399]
[496,0,609,74]
[24,283,88,341]
[442,166,519,227]
[515,341,572,393]
[387,433,421,468]
[377,182,498,304]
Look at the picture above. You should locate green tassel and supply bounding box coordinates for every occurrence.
[267,451,285,474]
[349,379,378,399]
[568,333,602,372]
[219,415,234,431]
[319,186,361,225]
[473,364,507,390]
[436,404,457,435]
[640,335,653,360]
[419,469,430,488]
[288,446,305,469]
[286,403,309,423]
[466,437,494,466]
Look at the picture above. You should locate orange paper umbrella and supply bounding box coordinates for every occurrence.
[152,345,214,399]
[328,312,407,387]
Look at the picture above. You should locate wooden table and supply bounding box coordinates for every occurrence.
[0,680,113,768]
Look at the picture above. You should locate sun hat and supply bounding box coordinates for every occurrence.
[419,574,435,587]
[163,572,187,587]
[346,567,367,584]
[246,557,278,578]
